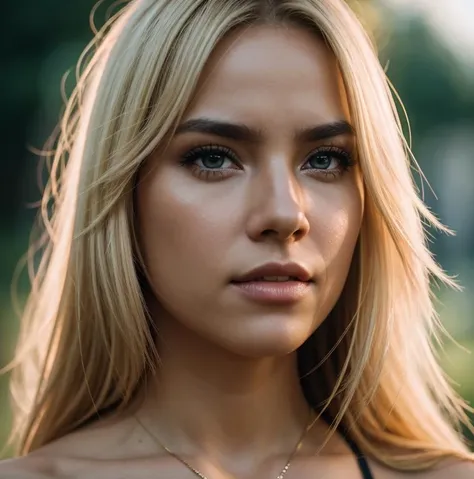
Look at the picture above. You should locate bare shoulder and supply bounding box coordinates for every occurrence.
[420,459,474,478]
[0,456,55,478]
[0,415,147,479]
[369,458,474,478]
[32,414,143,460]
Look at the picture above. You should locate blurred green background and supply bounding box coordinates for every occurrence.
[1,0,473,458]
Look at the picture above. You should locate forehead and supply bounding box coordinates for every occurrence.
[185,25,350,126]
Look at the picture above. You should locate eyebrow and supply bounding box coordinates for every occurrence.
[175,117,355,143]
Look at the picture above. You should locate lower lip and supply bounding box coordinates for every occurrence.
[230,281,313,304]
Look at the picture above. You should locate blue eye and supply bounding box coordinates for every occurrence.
[308,153,333,169]
[199,154,228,169]
[302,146,354,176]
[181,145,240,169]
[179,143,355,181]
[179,144,242,180]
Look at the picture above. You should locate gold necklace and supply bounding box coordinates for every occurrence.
[136,410,317,479]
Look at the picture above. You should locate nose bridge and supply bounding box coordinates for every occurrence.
[264,161,303,214]
[247,156,310,242]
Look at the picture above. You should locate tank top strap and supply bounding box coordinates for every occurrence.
[318,410,375,479]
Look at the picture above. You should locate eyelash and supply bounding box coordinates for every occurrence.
[179,143,355,181]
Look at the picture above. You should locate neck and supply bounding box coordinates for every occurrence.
[137,315,314,461]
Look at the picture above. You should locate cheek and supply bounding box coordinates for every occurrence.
[309,184,363,301]
[135,172,235,300]
[324,209,360,274]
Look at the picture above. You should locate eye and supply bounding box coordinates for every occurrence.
[179,144,242,180]
[302,146,354,178]
[181,144,240,168]
[179,144,355,181]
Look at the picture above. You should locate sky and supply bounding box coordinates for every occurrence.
[382,0,474,67]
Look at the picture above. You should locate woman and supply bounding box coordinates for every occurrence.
[1,0,473,477]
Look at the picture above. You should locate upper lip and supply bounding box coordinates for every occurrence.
[232,262,313,283]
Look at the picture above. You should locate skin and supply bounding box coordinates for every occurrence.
[1,25,473,479]
[129,21,363,476]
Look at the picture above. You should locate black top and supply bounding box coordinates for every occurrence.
[320,411,375,479]
[338,429,375,479]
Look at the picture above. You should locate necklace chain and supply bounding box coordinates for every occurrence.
[136,410,317,479]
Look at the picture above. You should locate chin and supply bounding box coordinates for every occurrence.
[217,319,317,358]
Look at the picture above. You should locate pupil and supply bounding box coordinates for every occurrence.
[311,154,331,169]
[202,154,224,169]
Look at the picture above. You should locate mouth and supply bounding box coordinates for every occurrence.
[230,279,313,304]
[231,276,309,283]
[231,262,313,284]
[230,263,314,304]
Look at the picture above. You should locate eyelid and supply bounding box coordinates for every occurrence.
[182,143,239,159]
[306,144,353,157]
[303,145,355,167]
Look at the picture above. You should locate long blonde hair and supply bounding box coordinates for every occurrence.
[6,0,474,470]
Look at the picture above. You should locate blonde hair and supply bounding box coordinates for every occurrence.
[5,0,474,471]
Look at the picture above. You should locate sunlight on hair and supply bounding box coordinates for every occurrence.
[4,0,474,471]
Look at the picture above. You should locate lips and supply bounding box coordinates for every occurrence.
[232,262,313,283]
[230,263,314,304]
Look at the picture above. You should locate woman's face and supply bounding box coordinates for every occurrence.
[136,25,364,357]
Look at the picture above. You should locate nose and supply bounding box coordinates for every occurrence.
[246,166,310,243]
